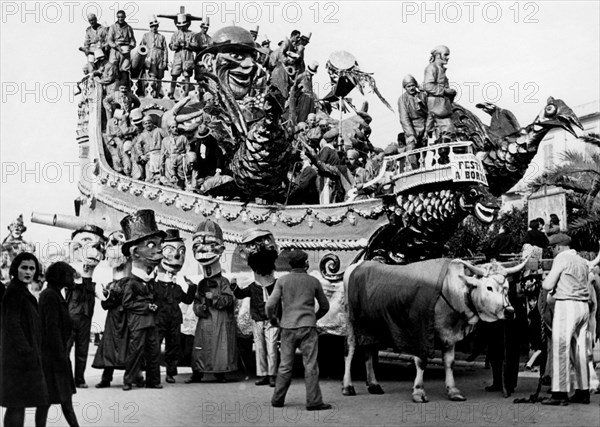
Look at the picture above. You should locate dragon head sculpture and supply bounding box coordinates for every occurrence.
[533,97,583,137]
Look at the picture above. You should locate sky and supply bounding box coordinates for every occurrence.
[1,0,599,257]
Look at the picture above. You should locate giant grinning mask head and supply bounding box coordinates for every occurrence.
[192,219,225,266]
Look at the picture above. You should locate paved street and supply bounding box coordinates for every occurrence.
[5,349,599,427]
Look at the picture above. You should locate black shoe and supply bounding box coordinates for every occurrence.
[215,375,227,383]
[307,403,332,411]
[185,373,203,384]
[134,377,146,388]
[485,385,502,392]
[122,384,132,391]
[541,397,569,406]
[271,402,284,408]
[95,381,111,389]
[146,383,163,389]
[166,376,176,384]
[269,376,276,387]
[255,376,270,386]
[76,383,88,389]
[570,390,590,404]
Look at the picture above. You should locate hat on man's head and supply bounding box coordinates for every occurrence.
[288,250,308,268]
[164,229,184,242]
[130,108,143,124]
[241,228,272,245]
[346,149,360,160]
[307,60,319,74]
[142,115,153,124]
[402,74,417,88]
[120,210,166,256]
[72,224,107,241]
[548,233,571,247]
[323,128,339,141]
[176,13,190,27]
[201,26,258,55]
[93,49,105,62]
[196,124,211,139]
[193,219,223,242]
[148,14,159,27]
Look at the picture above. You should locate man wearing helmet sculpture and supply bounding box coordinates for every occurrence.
[120,210,166,390]
[154,230,196,384]
[398,74,429,150]
[198,26,259,100]
[67,225,107,388]
[139,15,168,97]
[92,49,119,94]
[168,14,198,99]
[423,45,456,141]
[107,10,136,83]
[135,115,167,183]
[82,13,108,60]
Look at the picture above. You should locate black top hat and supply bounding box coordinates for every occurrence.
[164,229,184,242]
[120,210,166,256]
[72,224,106,241]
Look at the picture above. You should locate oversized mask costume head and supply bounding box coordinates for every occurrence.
[71,225,107,274]
[121,210,166,270]
[200,26,258,100]
[192,219,225,267]
[161,229,186,273]
[240,228,278,276]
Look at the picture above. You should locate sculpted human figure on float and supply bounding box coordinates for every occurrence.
[1,215,36,282]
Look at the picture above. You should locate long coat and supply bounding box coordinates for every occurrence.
[192,274,238,373]
[39,286,76,404]
[92,278,129,369]
[0,280,48,408]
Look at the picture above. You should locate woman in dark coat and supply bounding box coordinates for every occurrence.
[0,252,49,427]
[38,262,79,427]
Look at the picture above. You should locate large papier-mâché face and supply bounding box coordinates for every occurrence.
[192,232,224,266]
[161,240,186,273]
[72,231,106,268]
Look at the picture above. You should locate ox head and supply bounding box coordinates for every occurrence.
[458,259,527,322]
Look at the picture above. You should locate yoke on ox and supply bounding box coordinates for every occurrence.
[341,258,526,402]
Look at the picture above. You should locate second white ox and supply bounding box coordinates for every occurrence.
[341,257,526,402]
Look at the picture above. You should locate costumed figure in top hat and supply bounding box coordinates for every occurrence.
[66,224,107,388]
[139,15,168,98]
[165,13,200,99]
[120,210,166,390]
[231,229,281,387]
[187,220,237,383]
[153,229,196,384]
[1,214,35,283]
[93,231,139,388]
[423,45,456,142]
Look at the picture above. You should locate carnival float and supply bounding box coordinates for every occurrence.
[29,9,583,335]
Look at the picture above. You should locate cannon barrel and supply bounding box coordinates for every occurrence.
[31,212,109,232]
[131,45,148,78]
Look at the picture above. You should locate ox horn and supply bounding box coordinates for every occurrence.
[459,260,488,277]
[503,258,528,275]
[588,243,600,269]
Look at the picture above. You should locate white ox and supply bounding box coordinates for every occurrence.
[341,258,526,402]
